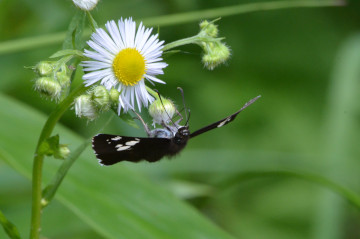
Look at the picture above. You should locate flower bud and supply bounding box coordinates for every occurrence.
[90,86,110,111]
[35,61,54,76]
[202,43,231,70]
[34,77,62,100]
[54,144,70,160]
[72,0,99,11]
[199,20,218,38]
[149,98,176,126]
[74,94,98,120]
[109,88,120,105]
[56,64,71,88]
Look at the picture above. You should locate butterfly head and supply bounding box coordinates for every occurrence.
[174,126,190,144]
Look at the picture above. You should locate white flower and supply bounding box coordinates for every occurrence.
[72,0,99,11]
[81,18,168,114]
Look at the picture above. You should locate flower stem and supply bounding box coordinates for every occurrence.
[163,35,200,52]
[86,11,98,32]
[41,114,114,207]
[29,84,87,239]
[146,86,160,100]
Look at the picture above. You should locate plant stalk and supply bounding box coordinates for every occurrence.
[29,84,87,239]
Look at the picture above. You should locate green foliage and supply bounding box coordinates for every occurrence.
[50,49,84,59]
[63,9,86,50]
[0,210,21,239]
[0,93,234,239]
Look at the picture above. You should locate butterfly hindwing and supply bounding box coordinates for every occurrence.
[92,134,172,165]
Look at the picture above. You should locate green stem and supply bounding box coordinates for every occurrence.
[41,115,114,207]
[143,0,344,27]
[41,140,89,208]
[163,35,200,52]
[29,84,87,239]
[221,171,360,210]
[145,86,160,100]
[86,11,98,31]
[0,0,343,55]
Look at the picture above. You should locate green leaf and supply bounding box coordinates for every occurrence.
[120,112,140,129]
[38,134,60,156]
[162,50,181,58]
[50,49,84,59]
[62,9,86,50]
[0,93,234,239]
[0,210,21,239]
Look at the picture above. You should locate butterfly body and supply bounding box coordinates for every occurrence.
[93,126,190,165]
[92,95,260,165]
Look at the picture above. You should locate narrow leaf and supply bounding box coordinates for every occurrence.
[62,10,86,50]
[0,210,21,239]
[50,49,84,59]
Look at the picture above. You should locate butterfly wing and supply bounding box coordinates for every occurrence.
[92,134,172,165]
[190,95,261,138]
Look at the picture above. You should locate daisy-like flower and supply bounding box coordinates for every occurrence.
[81,18,168,114]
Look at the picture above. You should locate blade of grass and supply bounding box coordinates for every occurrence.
[313,34,360,239]
[0,0,343,55]
[0,210,21,239]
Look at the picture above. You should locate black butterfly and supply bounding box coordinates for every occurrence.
[92,95,260,165]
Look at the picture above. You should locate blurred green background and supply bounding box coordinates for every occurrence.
[1,0,360,238]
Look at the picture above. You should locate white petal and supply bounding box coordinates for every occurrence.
[145,74,165,84]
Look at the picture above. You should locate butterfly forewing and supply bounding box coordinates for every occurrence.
[92,134,171,165]
[190,111,241,138]
[190,95,261,138]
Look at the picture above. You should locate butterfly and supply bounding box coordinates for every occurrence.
[92,95,260,165]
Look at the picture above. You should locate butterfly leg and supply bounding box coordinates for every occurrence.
[132,110,151,136]
[174,108,183,125]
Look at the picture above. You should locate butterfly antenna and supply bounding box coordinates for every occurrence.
[154,89,178,128]
[177,87,188,123]
[185,109,191,126]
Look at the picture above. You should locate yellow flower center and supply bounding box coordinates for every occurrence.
[112,48,146,86]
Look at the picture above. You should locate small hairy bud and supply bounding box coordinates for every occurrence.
[54,144,70,160]
[109,88,120,105]
[72,0,99,11]
[202,43,231,70]
[149,98,176,126]
[34,77,62,100]
[74,95,98,120]
[199,20,218,38]
[90,86,110,111]
[35,61,54,76]
[56,64,71,88]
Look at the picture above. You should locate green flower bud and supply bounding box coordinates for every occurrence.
[90,86,111,111]
[54,144,70,160]
[109,88,120,105]
[74,94,98,120]
[56,64,71,88]
[202,43,231,70]
[199,20,218,38]
[34,77,62,100]
[73,0,99,11]
[149,98,176,126]
[35,61,55,76]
